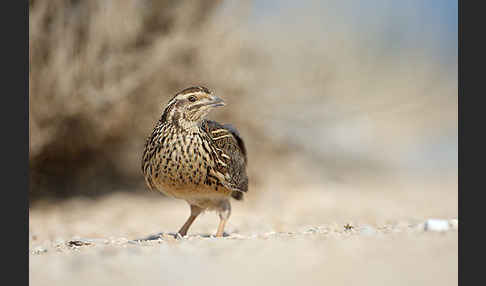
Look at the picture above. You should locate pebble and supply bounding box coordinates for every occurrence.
[31,246,48,255]
[67,240,92,247]
[304,227,319,234]
[359,225,377,236]
[424,219,450,232]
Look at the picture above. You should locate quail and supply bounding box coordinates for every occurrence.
[141,86,248,237]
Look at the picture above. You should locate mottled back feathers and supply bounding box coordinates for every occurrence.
[202,120,248,199]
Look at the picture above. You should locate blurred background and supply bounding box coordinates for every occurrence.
[29,0,457,204]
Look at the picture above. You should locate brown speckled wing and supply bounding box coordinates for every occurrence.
[202,120,248,195]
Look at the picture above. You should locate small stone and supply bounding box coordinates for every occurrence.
[359,225,377,236]
[31,247,47,255]
[66,239,93,247]
[344,223,354,231]
[82,238,109,245]
[424,219,450,232]
[54,239,66,248]
[305,227,319,234]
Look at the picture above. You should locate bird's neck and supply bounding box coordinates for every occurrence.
[175,118,201,133]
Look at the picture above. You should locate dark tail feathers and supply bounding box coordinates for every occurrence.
[231,191,244,200]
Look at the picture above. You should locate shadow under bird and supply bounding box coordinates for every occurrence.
[141,86,248,237]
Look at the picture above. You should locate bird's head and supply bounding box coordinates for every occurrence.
[161,86,225,127]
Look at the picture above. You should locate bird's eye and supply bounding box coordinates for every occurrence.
[188,96,197,102]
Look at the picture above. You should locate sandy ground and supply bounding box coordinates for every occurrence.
[29,177,458,286]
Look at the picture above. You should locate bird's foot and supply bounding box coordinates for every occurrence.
[215,232,230,238]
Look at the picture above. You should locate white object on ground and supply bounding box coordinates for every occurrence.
[359,225,377,236]
[424,219,450,232]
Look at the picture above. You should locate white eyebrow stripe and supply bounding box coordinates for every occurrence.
[180,91,205,97]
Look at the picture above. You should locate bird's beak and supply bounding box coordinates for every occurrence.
[208,95,225,107]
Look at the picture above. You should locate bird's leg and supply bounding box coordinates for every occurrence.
[178,204,203,237]
[216,200,231,237]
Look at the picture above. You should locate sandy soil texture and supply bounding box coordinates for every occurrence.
[29,178,458,286]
